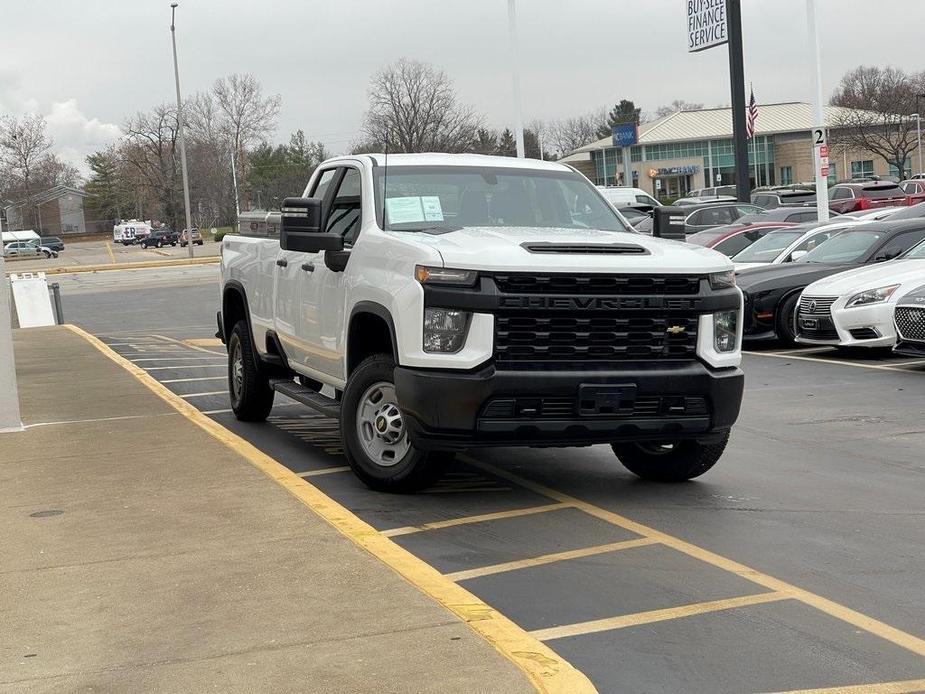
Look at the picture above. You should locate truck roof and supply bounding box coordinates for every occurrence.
[330,152,573,173]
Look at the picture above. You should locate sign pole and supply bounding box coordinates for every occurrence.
[507,0,526,158]
[726,0,750,202]
[622,147,632,187]
[0,219,23,433]
[807,0,830,221]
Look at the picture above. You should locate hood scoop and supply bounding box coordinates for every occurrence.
[520,242,649,255]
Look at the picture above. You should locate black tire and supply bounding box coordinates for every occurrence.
[42,250,51,259]
[776,293,800,346]
[227,320,274,422]
[340,354,445,492]
[612,432,730,482]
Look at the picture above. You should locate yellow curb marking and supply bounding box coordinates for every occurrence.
[530,591,791,642]
[760,678,925,694]
[464,456,925,659]
[445,537,660,583]
[381,502,570,538]
[65,325,595,694]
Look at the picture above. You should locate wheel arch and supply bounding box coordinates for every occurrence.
[347,302,399,376]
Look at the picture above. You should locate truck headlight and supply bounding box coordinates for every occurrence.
[423,308,471,353]
[846,284,899,307]
[709,270,736,290]
[415,265,478,286]
[714,311,738,352]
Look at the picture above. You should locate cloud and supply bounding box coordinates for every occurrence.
[44,99,122,170]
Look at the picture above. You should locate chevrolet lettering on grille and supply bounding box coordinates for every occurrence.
[498,296,698,310]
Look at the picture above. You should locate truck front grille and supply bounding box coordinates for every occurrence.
[493,273,703,295]
[895,307,925,342]
[494,314,699,366]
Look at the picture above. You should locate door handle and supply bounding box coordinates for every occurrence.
[276,258,288,268]
[301,262,315,272]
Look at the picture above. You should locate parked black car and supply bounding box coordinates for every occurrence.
[893,283,925,357]
[738,219,925,344]
[140,229,179,248]
[750,189,817,209]
[635,202,763,235]
[40,236,65,252]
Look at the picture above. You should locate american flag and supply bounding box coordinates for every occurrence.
[746,87,758,140]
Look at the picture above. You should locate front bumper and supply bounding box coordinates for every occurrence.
[796,302,897,348]
[394,361,744,450]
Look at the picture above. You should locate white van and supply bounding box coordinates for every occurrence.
[596,186,661,209]
[113,220,152,245]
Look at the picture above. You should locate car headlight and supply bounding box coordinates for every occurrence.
[845,284,900,308]
[415,265,478,286]
[714,310,738,352]
[423,308,471,353]
[709,270,736,290]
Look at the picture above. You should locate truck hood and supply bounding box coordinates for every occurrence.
[802,259,925,296]
[397,226,732,274]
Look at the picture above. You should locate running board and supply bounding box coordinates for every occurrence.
[270,379,341,419]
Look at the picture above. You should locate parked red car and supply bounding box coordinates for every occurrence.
[827,181,909,213]
[685,222,798,257]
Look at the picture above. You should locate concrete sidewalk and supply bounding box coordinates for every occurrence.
[0,327,534,693]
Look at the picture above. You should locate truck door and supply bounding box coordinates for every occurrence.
[273,167,339,369]
[298,166,361,380]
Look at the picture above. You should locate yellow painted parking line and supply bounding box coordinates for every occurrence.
[464,457,925,659]
[297,466,351,478]
[381,503,570,538]
[66,324,594,694]
[744,350,923,373]
[184,338,223,348]
[530,591,791,642]
[105,242,116,264]
[760,678,925,694]
[154,333,225,355]
[445,537,660,583]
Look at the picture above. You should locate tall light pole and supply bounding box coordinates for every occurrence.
[914,100,923,175]
[806,0,830,221]
[507,0,525,158]
[170,2,194,258]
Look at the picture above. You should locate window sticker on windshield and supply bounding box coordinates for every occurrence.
[421,196,444,221]
[385,196,425,224]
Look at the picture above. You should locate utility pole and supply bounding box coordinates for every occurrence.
[915,94,924,174]
[170,2,195,257]
[507,0,525,158]
[726,0,750,203]
[806,0,830,221]
[0,217,23,433]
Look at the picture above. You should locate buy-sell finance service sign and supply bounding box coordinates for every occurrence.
[687,0,728,52]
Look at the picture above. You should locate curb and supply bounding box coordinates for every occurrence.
[5,256,220,277]
[65,324,597,694]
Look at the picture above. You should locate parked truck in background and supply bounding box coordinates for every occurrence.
[218,154,745,492]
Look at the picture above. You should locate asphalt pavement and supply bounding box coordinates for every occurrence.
[48,267,925,693]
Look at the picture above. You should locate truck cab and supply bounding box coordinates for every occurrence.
[219,154,744,491]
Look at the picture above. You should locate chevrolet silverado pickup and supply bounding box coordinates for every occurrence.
[218,154,744,491]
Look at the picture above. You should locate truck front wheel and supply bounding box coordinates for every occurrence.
[611,433,730,482]
[341,355,444,492]
[228,320,274,421]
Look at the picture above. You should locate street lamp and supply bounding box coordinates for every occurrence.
[912,113,922,177]
[170,2,194,258]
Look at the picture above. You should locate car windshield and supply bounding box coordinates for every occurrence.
[901,237,925,259]
[373,165,633,233]
[732,230,804,262]
[797,229,885,264]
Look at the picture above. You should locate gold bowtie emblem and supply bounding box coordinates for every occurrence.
[666,325,686,335]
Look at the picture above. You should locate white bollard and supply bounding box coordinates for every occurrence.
[0,254,24,432]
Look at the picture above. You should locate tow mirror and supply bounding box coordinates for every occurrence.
[280,197,342,253]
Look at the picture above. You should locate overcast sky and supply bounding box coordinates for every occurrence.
[2,0,923,171]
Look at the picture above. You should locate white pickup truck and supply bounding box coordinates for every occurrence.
[219,153,744,491]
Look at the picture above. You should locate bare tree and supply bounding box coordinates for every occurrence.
[121,104,183,228]
[362,59,483,153]
[0,113,53,201]
[213,74,281,208]
[654,100,704,119]
[547,109,606,156]
[829,66,925,178]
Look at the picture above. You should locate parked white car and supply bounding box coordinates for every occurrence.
[2,240,58,259]
[595,186,661,209]
[795,239,925,348]
[733,221,858,273]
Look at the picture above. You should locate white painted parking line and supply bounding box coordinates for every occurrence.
[201,408,233,415]
[25,413,177,429]
[130,357,225,362]
[744,351,924,373]
[179,391,227,398]
[161,376,227,384]
[145,365,226,371]
[297,466,351,478]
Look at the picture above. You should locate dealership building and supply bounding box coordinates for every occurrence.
[562,102,921,199]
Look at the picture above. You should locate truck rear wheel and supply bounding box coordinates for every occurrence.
[341,355,444,492]
[228,320,274,422]
[611,433,730,482]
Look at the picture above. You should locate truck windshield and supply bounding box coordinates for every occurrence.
[373,165,633,233]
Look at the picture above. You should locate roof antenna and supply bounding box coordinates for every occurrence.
[381,135,389,230]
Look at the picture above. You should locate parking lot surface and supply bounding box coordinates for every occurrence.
[47,267,925,692]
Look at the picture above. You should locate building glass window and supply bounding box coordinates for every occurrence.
[851,160,874,179]
[780,166,792,185]
[889,159,911,179]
